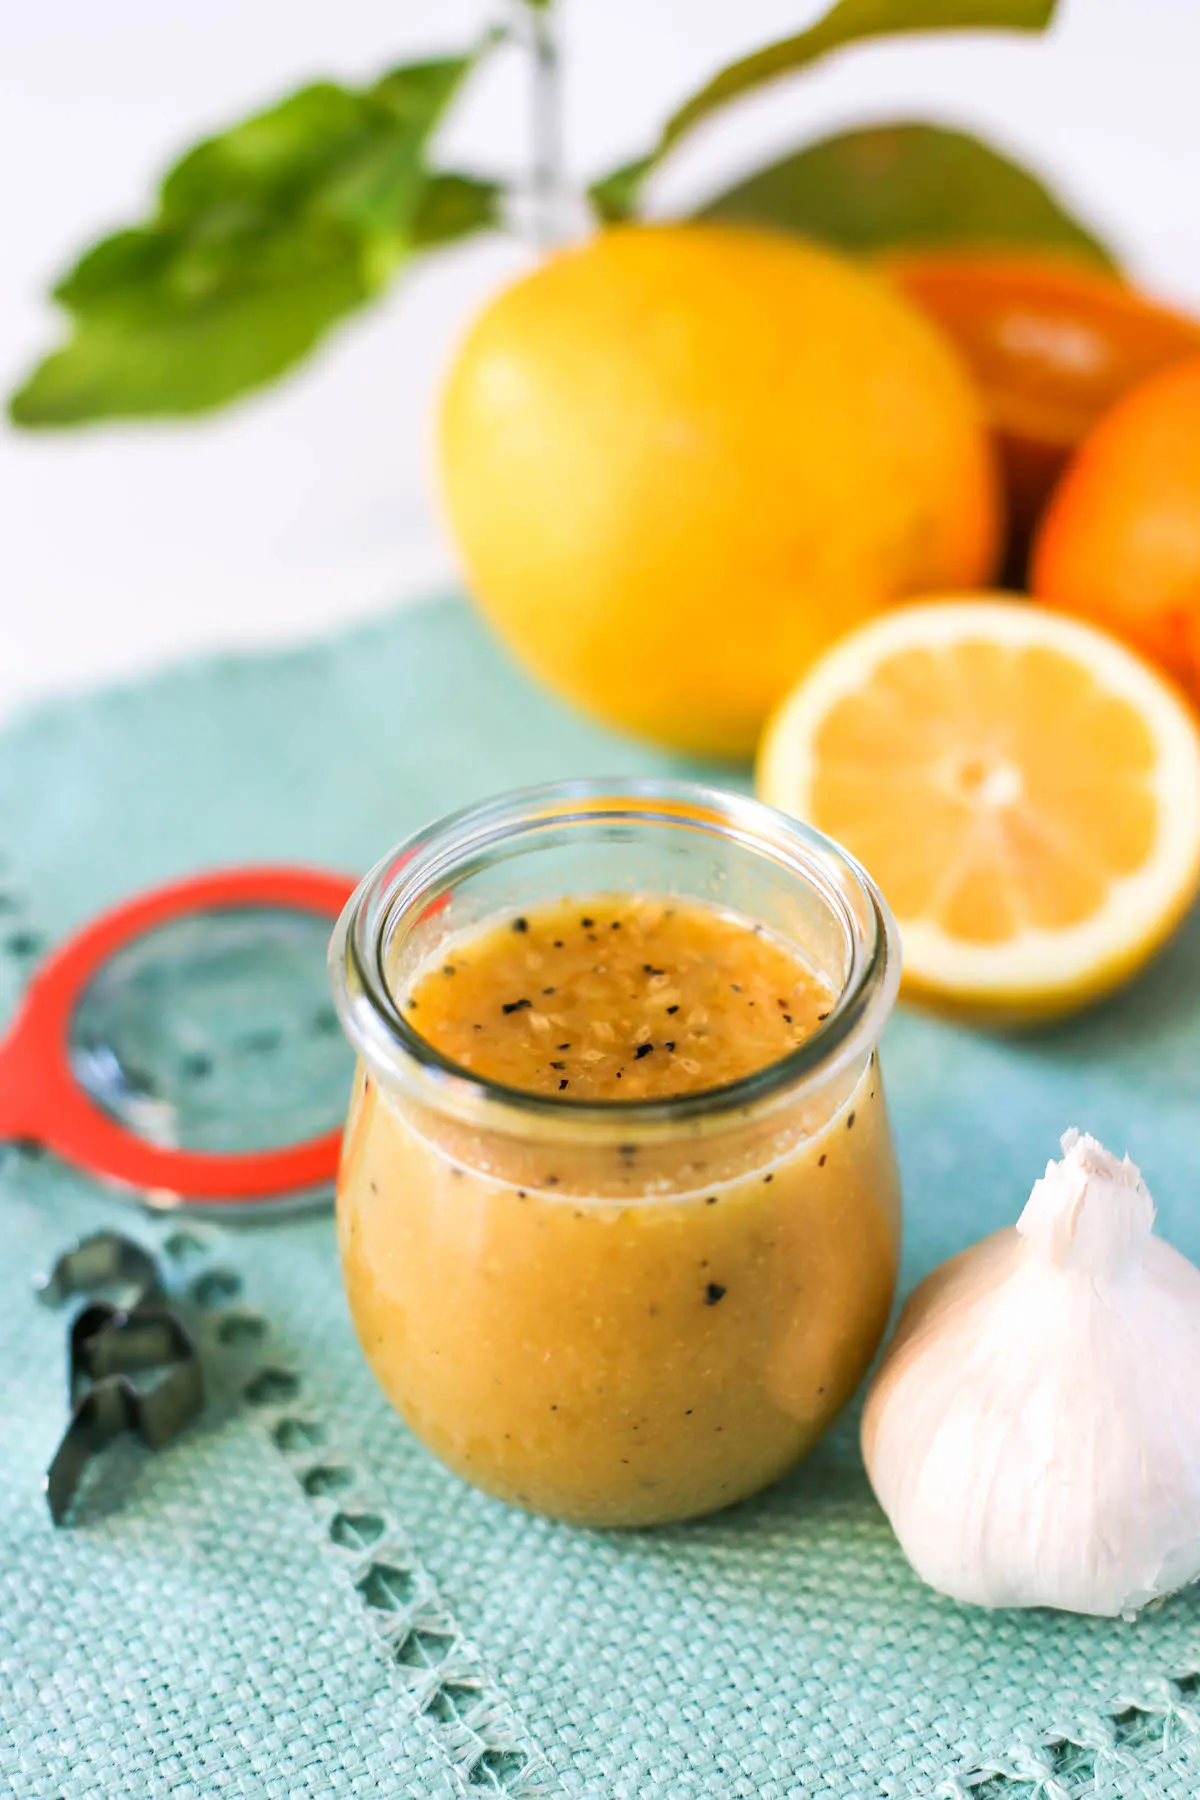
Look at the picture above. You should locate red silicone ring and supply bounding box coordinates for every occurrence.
[0,866,357,1206]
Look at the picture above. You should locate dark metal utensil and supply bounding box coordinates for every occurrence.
[35,1229,164,1313]
[47,1303,205,1525]
[36,1232,206,1524]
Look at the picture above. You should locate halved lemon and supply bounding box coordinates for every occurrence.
[758,598,1200,1019]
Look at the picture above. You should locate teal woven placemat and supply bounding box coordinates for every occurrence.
[3,594,1200,1800]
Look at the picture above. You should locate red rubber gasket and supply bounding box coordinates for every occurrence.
[0,866,357,1206]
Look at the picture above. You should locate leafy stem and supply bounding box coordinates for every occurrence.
[527,0,565,249]
[8,0,1113,428]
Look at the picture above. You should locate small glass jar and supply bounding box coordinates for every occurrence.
[330,779,901,1527]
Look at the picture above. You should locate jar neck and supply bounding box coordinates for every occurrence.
[329,779,899,1148]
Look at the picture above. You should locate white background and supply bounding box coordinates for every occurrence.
[3,0,1199,721]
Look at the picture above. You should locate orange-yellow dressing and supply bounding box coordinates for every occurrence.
[337,893,900,1525]
[403,893,833,1099]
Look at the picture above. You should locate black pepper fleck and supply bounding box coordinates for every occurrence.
[818,1154,827,1168]
[558,1043,571,1050]
[550,1061,566,1071]
[666,1005,679,1015]
[543,986,556,995]
[665,1041,676,1052]
[558,1079,569,1091]
[817,1011,830,1021]
[763,1173,774,1184]
[554,940,564,948]
[502,998,532,1014]
[783,1014,793,1024]
[545,1174,559,1186]
[634,1044,653,1060]
[705,1195,718,1206]
[731,984,742,993]
[705,1283,727,1305]
[442,964,456,976]
[610,921,621,930]
[581,917,594,928]
[513,917,528,933]
[847,1112,856,1130]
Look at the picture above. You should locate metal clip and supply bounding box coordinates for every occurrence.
[36,1234,205,1525]
[35,1230,164,1313]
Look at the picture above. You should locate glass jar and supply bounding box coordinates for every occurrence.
[329,779,901,1527]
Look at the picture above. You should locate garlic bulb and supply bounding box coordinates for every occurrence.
[862,1129,1200,1617]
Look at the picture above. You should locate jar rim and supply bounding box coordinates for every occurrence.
[329,778,900,1139]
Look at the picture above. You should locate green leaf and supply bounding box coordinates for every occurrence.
[698,122,1116,267]
[592,0,1058,218]
[10,50,495,427]
[410,172,502,249]
[590,157,654,227]
[158,83,376,222]
[11,248,364,424]
[667,0,1055,145]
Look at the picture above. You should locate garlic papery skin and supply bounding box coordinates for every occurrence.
[861,1130,1200,1617]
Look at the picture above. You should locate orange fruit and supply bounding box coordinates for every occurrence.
[439,224,1000,757]
[885,254,1200,576]
[758,598,1200,1020]
[1032,356,1200,707]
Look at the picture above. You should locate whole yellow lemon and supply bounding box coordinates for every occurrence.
[438,224,1001,756]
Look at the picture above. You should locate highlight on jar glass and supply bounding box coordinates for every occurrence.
[329,780,902,1527]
